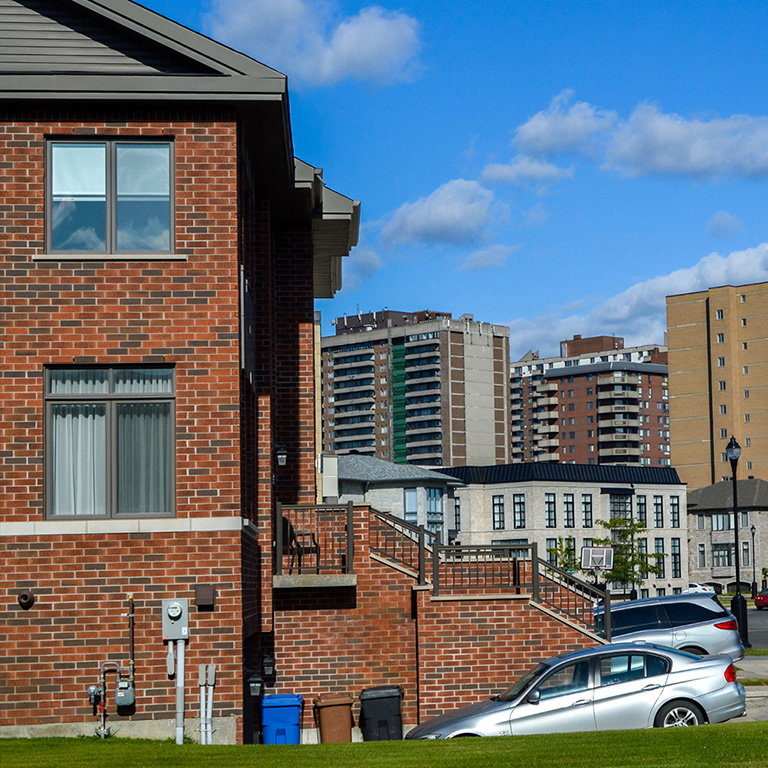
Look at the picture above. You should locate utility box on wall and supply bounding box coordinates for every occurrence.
[162,598,190,641]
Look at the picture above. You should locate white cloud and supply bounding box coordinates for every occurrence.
[381,179,495,246]
[513,89,618,158]
[341,246,383,291]
[605,103,768,178]
[481,155,573,187]
[707,210,744,238]
[505,243,768,360]
[521,202,549,228]
[510,92,768,180]
[206,0,421,87]
[457,244,520,272]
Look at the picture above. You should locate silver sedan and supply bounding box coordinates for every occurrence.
[405,643,745,739]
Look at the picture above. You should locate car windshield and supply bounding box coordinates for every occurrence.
[498,663,549,702]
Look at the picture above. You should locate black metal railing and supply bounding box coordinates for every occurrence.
[275,502,354,576]
[275,505,610,637]
[368,510,438,585]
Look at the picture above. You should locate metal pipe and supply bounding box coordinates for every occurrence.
[206,664,216,745]
[175,639,185,745]
[126,595,135,683]
[199,664,206,744]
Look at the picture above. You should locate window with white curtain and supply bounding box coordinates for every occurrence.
[46,367,175,517]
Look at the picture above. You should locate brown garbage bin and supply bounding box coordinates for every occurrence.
[313,693,354,743]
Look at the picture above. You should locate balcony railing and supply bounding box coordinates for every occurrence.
[275,502,354,576]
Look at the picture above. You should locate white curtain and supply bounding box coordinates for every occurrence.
[50,404,106,516]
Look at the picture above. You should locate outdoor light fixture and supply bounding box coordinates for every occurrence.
[276,448,287,467]
[726,436,750,647]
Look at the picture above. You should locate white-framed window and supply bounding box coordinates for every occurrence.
[717,333,724,343]
[581,494,593,527]
[45,367,175,518]
[48,140,173,254]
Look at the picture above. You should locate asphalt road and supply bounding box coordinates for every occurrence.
[739,602,768,649]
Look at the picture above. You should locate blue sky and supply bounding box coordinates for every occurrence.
[142,0,768,358]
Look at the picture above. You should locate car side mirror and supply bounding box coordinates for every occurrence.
[526,689,540,704]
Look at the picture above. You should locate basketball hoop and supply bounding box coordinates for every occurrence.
[580,546,614,573]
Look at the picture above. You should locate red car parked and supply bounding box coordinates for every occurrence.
[755,590,768,610]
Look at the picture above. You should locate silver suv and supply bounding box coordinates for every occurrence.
[596,593,744,660]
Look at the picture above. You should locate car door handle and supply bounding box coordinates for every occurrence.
[642,684,660,691]
[572,699,591,707]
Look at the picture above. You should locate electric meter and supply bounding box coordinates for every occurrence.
[161,598,190,640]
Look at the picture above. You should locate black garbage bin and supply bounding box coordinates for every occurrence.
[359,685,403,741]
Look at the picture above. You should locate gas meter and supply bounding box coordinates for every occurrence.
[115,678,135,707]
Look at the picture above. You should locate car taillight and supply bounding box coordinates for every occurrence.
[725,664,737,683]
[714,619,738,631]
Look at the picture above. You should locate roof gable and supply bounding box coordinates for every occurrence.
[0,0,286,99]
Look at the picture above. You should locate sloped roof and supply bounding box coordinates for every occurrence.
[437,463,683,487]
[0,0,360,298]
[0,0,286,99]
[687,478,768,512]
[338,454,461,486]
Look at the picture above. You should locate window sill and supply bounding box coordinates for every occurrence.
[33,253,189,261]
[0,516,249,537]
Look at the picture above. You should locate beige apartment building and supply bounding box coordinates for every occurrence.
[321,310,510,466]
[667,282,768,490]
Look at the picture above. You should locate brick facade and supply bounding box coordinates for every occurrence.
[0,109,318,742]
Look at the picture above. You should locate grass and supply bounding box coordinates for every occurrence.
[4,725,768,768]
[744,647,768,656]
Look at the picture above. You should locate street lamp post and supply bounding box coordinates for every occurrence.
[751,524,757,599]
[726,436,750,647]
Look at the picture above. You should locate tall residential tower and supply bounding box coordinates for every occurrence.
[321,311,510,466]
[667,282,768,489]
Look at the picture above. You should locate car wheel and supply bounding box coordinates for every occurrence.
[679,646,707,656]
[758,606,763,611]
[655,700,705,728]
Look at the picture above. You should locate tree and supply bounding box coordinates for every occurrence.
[546,536,579,573]
[590,517,662,592]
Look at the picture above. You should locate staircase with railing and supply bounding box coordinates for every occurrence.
[276,504,610,639]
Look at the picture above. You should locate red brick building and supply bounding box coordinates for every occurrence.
[0,0,357,743]
[0,0,604,745]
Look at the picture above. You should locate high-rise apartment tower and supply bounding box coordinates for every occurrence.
[321,310,510,466]
[667,282,768,489]
[511,335,669,466]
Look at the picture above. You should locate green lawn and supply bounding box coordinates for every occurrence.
[3,724,768,768]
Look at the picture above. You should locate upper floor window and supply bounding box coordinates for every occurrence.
[45,367,175,518]
[493,495,505,530]
[48,140,172,254]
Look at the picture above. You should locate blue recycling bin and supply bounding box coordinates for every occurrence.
[261,694,303,745]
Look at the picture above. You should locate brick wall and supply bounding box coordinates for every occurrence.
[416,594,597,721]
[0,531,245,734]
[0,108,322,741]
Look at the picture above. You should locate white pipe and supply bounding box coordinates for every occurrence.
[206,665,216,745]
[175,640,186,745]
[198,664,206,744]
